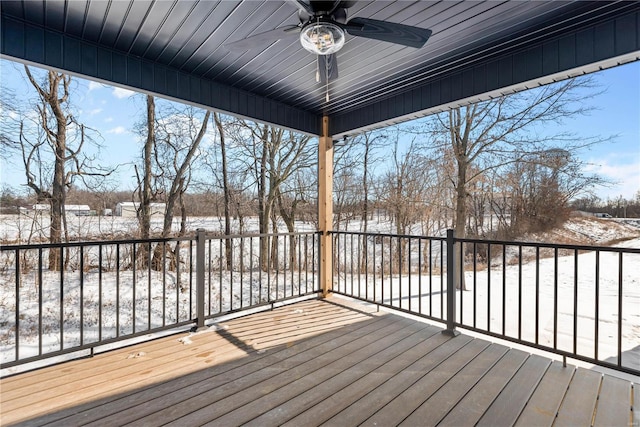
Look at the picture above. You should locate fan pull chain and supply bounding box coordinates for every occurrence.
[325,55,330,102]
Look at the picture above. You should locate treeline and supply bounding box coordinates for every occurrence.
[1,66,623,257]
[571,193,640,218]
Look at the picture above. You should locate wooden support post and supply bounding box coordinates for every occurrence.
[318,116,333,297]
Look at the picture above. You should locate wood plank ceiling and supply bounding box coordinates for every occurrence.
[1,1,639,137]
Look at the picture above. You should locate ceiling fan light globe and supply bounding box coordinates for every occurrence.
[300,22,345,55]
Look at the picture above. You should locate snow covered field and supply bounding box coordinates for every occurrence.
[333,236,640,371]
[1,214,638,376]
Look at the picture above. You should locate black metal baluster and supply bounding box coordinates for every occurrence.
[132,244,137,334]
[473,242,477,329]
[162,242,166,326]
[240,237,244,307]
[80,246,84,346]
[518,245,522,341]
[116,244,120,338]
[617,252,623,367]
[418,238,422,314]
[15,249,20,361]
[148,242,152,331]
[38,248,43,355]
[535,246,539,345]
[553,247,558,350]
[440,239,444,319]
[487,244,491,332]
[249,236,254,306]
[502,244,506,336]
[60,246,64,350]
[595,250,600,360]
[573,249,578,356]
[98,245,103,343]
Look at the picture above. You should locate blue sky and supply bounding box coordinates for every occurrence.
[1,58,639,200]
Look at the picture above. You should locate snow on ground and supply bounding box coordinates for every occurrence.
[333,236,640,371]
[527,216,640,245]
[1,214,638,376]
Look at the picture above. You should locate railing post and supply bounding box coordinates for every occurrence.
[195,228,206,331]
[443,229,460,336]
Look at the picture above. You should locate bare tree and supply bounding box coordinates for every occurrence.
[213,112,233,269]
[154,103,210,238]
[133,95,211,269]
[15,68,111,269]
[232,121,314,270]
[134,95,157,241]
[422,76,610,288]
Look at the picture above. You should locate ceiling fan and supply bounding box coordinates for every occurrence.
[225,1,432,85]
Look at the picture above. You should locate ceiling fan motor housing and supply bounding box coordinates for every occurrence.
[300,18,346,55]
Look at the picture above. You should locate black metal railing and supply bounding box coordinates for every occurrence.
[0,230,320,370]
[332,230,640,376]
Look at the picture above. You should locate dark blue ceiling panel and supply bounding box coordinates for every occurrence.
[1,1,638,138]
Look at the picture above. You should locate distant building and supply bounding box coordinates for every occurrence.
[29,204,93,216]
[115,202,165,218]
[65,205,92,216]
[32,204,50,211]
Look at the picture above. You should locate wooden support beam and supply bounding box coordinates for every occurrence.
[318,116,333,297]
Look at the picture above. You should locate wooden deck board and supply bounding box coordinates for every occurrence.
[554,368,602,426]
[349,339,498,426]
[154,315,422,426]
[0,297,635,427]
[476,354,551,426]
[593,375,632,427]
[209,325,441,427]
[437,349,530,426]
[40,308,392,426]
[515,361,576,427]
[394,344,510,426]
[321,337,486,427]
[253,330,452,427]
[634,383,640,427]
[286,333,472,427]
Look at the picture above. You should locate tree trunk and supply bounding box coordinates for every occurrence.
[214,113,233,270]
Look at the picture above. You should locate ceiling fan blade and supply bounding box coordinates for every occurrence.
[343,17,432,49]
[317,53,338,84]
[224,26,300,52]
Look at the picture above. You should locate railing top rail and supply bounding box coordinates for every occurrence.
[330,230,447,241]
[0,230,322,251]
[457,236,640,254]
[0,235,193,251]
[202,231,321,240]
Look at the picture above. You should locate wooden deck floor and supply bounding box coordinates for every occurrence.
[1,297,637,426]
